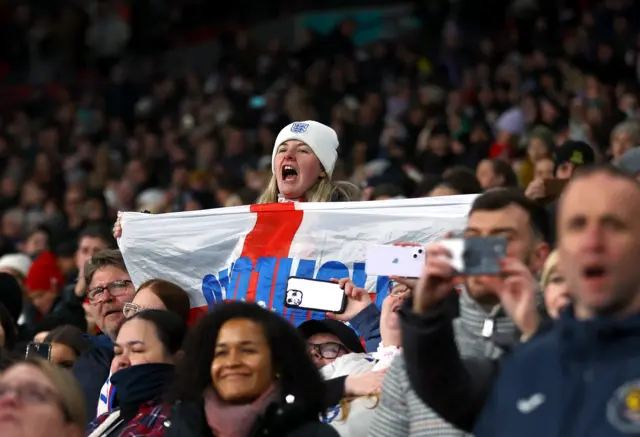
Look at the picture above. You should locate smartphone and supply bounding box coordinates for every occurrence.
[438,237,507,276]
[540,179,569,204]
[25,342,52,361]
[284,277,347,314]
[249,96,266,109]
[365,245,425,278]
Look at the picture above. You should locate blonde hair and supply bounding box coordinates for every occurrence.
[20,358,86,427]
[337,394,380,422]
[256,176,361,204]
[540,250,559,291]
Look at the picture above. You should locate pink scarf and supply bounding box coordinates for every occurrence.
[203,384,279,437]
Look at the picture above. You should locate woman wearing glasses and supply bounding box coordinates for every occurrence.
[96,279,190,418]
[121,279,191,322]
[0,358,86,437]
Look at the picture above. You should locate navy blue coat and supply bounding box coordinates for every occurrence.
[71,334,114,424]
[474,308,640,436]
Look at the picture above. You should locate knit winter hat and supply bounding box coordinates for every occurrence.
[0,253,32,278]
[25,251,63,293]
[272,121,339,178]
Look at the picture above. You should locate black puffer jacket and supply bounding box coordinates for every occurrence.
[162,395,339,437]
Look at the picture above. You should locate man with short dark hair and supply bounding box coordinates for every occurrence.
[398,189,552,432]
[60,225,116,309]
[21,224,53,258]
[475,159,519,190]
[370,188,550,437]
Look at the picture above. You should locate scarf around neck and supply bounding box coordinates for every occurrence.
[203,384,279,437]
[110,363,175,408]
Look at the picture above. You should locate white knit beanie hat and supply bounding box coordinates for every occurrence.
[272,121,339,178]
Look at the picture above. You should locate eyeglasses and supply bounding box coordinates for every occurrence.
[87,280,133,304]
[0,382,71,421]
[122,302,156,318]
[308,342,347,360]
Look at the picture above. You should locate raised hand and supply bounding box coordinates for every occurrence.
[113,211,123,239]
[413,242,456,314]
[327,278,373,322]
[494,257,540,339]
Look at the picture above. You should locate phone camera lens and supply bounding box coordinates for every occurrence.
[412,254,418,259]
[418,249,424,254]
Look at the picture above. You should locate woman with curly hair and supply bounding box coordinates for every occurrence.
[136,301,339,437]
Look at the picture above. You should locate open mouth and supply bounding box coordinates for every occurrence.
[282,165,298,182]
[584,266,607,280]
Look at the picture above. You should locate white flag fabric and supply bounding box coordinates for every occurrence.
[118,195,475,325]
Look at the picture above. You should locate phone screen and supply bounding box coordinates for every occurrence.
[25,342,52,361]
[540,179,569,204]
[249,96,266,109]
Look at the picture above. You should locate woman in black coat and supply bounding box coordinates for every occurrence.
[141,301,339,437]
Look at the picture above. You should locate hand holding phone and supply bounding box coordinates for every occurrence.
[327,278,372,321]
[493,257,540,339]
[412,243,458,314]
[412,237,508,315]
[25,342,52,361]
[284,277,347,314]
[438,236,507,276]
[540,179,568,204]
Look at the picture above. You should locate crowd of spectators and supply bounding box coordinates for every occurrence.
[1,0,640,259]
[0,0,640,435]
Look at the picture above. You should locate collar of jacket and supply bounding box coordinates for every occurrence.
[167,394,320,437]
[558,305,640,350]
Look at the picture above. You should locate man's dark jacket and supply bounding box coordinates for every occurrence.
[400,298,552,432]
[72,334,114,423]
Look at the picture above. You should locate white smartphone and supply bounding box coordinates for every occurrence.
[284,277,347,314]
[364,245,425,278]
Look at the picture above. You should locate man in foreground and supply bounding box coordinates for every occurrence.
[474,166,640,436]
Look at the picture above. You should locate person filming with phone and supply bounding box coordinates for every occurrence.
[471,166,640,436]
[374,188,550,437]
[525,140,596,245]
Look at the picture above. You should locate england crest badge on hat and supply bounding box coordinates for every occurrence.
[291,122,309,134]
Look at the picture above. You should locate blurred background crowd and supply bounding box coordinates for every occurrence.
[0,0,639,303]
[0,1,639,436]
